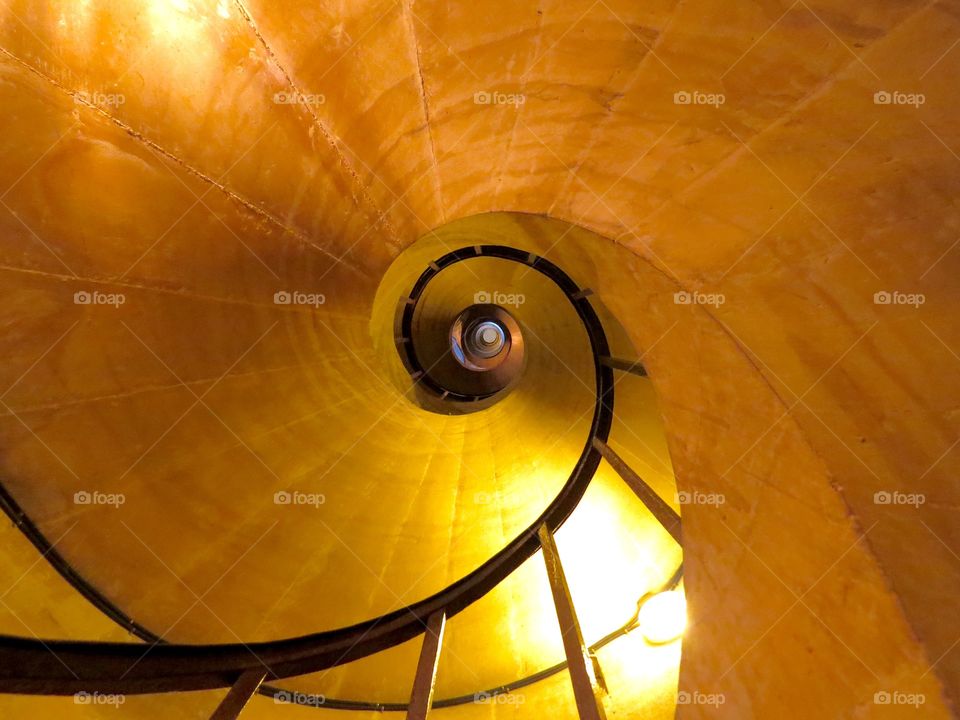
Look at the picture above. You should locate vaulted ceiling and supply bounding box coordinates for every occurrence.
[0,1,958,718]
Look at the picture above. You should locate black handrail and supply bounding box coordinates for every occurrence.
[0,244,615,696]
[265,564,684,711]
[398,245,579,401]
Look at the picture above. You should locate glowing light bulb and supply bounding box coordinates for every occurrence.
[637,590,686,644]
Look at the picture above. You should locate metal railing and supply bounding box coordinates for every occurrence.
[0,244,683,719]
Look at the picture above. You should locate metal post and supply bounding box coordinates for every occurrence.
[538,525,607,720]
[406,610,446,720]
[209,669,266,720]
[599,355,648,376]
[593,437,682,544]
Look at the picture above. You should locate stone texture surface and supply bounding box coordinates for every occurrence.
[0,1,957,718]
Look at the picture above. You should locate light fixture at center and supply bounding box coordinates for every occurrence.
[637,590,687,644]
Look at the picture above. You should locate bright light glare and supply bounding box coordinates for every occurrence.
[638,590,686,644]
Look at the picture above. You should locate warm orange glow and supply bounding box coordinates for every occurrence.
[147,0,208,42]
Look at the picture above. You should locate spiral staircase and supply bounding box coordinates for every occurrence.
[0,1,959,719]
